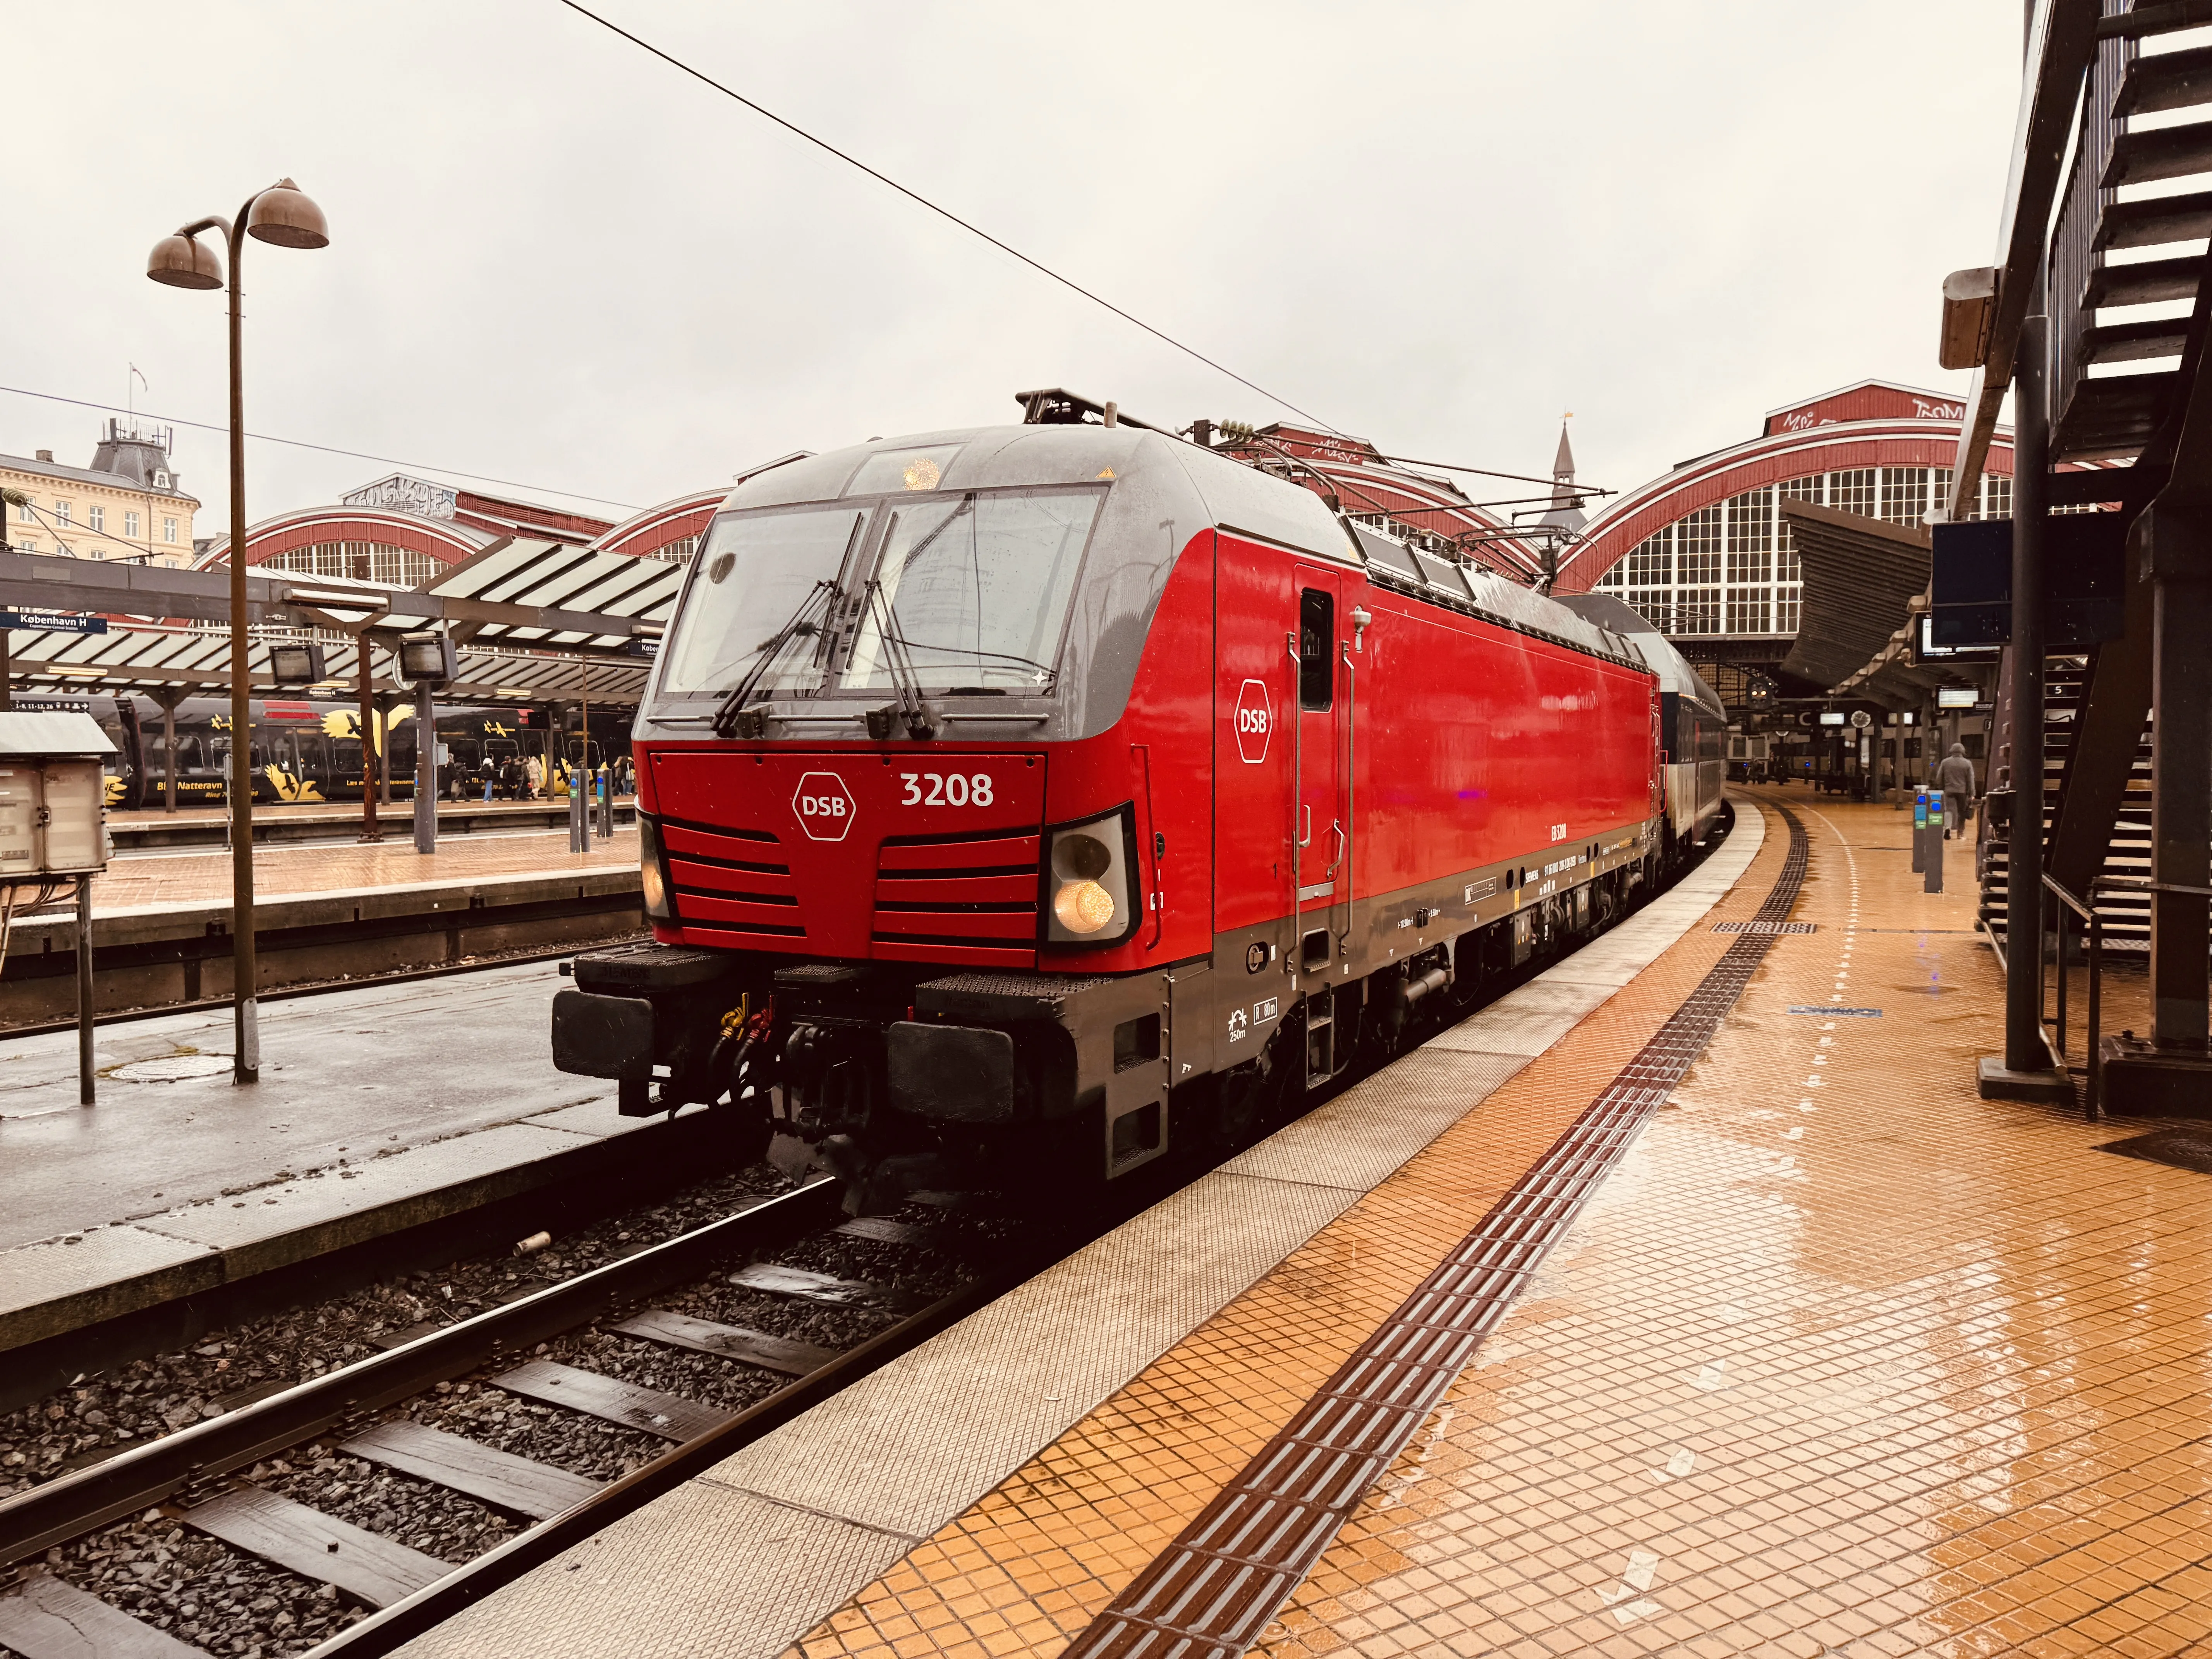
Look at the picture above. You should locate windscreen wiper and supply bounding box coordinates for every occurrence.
[859,579,937,740]
[712,579,836,738]
[866,631,1058,690]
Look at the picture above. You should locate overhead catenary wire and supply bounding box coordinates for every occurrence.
[0,385,642,514]
[551,0,1338,434]
[1377,452,1615,496]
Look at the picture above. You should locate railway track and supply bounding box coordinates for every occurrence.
[0,1176,1051,1659]
[0,809,1735,1659]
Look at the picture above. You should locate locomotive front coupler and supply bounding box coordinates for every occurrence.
[553,941,774,1115]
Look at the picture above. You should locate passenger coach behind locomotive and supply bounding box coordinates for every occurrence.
[553,412,1722,1209]
[1552,592,1726,857]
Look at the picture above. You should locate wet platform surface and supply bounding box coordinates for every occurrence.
[386,807,1770,1659]
[771,791,2212,1659]
[0,962,617,1253]
[90,825,635,914]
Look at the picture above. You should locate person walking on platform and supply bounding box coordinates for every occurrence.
[525,752,544,801]
[1937,742,1976,839]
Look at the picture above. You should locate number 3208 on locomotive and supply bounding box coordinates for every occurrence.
[551,397,1724,1211]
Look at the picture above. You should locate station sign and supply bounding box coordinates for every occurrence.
[1928,516,2125,650]
[0,610,108,635]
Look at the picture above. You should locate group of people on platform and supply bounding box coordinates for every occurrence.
[468,753,635,803]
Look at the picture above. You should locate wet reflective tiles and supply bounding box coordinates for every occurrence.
[786,810,1790,1659]
[785,797,2212,1658]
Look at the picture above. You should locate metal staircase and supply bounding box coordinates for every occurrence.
[1980,648,2153,950]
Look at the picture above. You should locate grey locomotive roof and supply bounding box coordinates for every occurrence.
[1553,592,1725,716]
[720,424,1358,565]
[647,424,1649,744]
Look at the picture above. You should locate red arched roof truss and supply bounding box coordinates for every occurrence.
[593,489,725,559]
[1556,419,2015,594]
[199,507,490,569]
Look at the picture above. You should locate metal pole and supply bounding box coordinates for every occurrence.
[77,876,94,1107]
[226,211,259,1085]
[2054,890,2067,1058]
[414,680,438,854]
[356,636,383,843]
[2005,313,2050,1075]
[2148,547,2212,1050]
[0,492,10,712]
[163,694,177,813]
[2087,908,2103,1120]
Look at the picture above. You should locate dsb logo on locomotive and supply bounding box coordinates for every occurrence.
[791,771,857,842]
[1235,677,1273,764]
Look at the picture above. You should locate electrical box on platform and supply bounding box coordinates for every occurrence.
[0,711,115,877]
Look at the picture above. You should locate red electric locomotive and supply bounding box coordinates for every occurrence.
[553,396,1724,1207]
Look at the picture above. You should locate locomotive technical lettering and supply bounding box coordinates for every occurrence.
[549,414,1727,1213]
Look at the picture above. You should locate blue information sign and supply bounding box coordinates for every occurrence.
[0,610,108,635]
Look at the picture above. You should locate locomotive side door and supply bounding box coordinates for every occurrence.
[1214,533,1293,965]
[1211,540,1348,1069]
[1290,569,1346,983]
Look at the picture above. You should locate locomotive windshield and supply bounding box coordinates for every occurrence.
[841,489,1098,693]
[658,505,869,696]
[658,485,1103,700]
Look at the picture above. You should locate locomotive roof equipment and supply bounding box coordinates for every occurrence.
[556,409,1726,1211]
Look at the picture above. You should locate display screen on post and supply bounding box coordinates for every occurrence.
[1937,686,1980,709]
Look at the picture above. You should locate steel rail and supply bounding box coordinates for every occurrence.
[0,1179,843,1565]
[310,1245,1049,1657]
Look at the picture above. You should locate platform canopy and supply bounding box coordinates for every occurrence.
[0,536,678,705]
[1778,500,1970,709]
[0,623,649,705]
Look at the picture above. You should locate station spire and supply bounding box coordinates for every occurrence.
[1537,413,1586,534]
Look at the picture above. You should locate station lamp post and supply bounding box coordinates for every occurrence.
[147,178,329,1086]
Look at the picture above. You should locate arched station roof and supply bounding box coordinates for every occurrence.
[198,478,723,579]
[197,505,494,572]
[1556,380,2014,595]
[592,488,725,562]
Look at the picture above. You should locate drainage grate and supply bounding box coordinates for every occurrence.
[1712,920,1815,934]
[2098,1129,2212,1177]
[1062,809,1811,1659]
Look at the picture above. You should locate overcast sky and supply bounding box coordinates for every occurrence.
[4,2,2024,538]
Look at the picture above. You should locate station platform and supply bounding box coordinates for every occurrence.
[92,823,637,913]
[391,792,2212,1659]
[0,962,715,1401]
[1,824,642,1028]
[106,798,637,853]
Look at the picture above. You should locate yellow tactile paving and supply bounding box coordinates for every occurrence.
[1252,791,2212,1659]
[787,792,2212,1659]
[785,810,1796,1659]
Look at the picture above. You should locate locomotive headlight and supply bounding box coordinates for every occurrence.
[1043,812,1137,946]
[1054,877,1116,934]
[639,815,673,921]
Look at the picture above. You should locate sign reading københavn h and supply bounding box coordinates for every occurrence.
[0,610,109,635]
